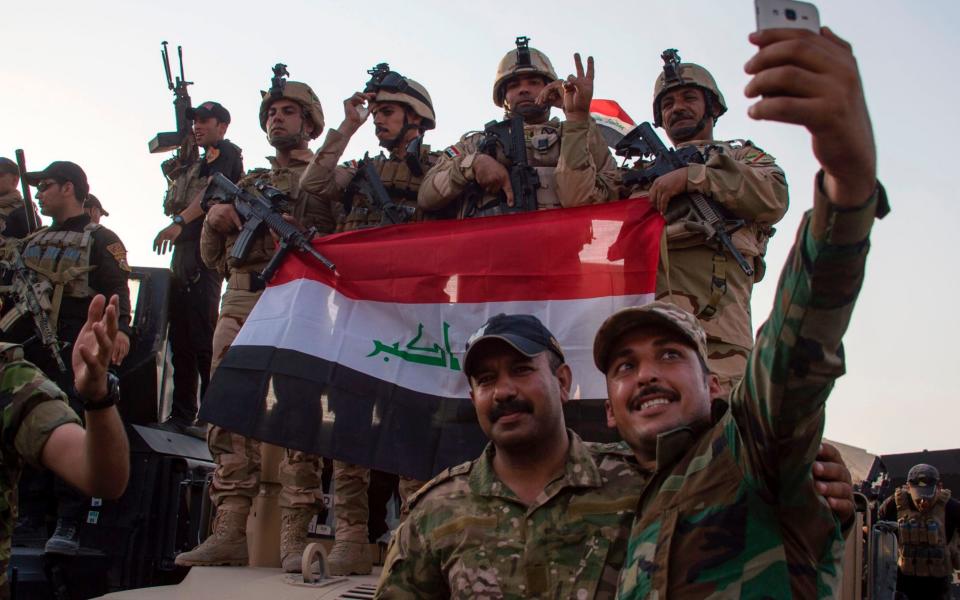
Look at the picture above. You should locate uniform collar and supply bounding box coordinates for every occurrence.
[649,399,727,472]
[470,429,604,503]
[266,148,314,170]
[52,212,91,229]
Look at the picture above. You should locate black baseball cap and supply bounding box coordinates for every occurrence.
[187,101,231,124]
[83,193,109,216]
[463,314,565,377]
[0,157,19,177]
[907,463,940,500]
[23,161,89,199]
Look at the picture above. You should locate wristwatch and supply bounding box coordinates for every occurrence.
[172,214,186,226]
[81,372,120,411]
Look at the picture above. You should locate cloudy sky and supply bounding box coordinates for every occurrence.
[4,1,959,456]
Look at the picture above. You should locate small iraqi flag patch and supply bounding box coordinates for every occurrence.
[444,146,461,159]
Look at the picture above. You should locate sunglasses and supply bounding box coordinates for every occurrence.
[36,180,62,193]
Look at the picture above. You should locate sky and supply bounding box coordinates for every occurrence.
[3,1,959,457]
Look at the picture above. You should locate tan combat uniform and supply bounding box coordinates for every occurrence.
[627,138,787,393]
[301,129,443,545]
[419,118,619,217]
[199,149,336,518]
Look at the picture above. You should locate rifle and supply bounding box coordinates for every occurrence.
[344,154,416,226]
[0,246,67,374]
[150,41,197,175]
[615,122,754,277]
[14,149,40,233]
[476,116,539,213]
[204,173,335,288]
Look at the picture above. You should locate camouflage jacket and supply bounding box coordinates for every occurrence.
[376,431,643,599]
[199,149,335,281]
[419,117,618,218]
[0,344,80,596]
[299,128,451,231]
[616,176,887,599]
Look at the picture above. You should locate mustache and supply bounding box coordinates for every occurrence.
[489,397,533,423]
[669,111,695,125]
[628,385,679,411]
[375,126,389,135]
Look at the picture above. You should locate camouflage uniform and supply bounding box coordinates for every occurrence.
[375,431,642,599]
[0,344,80,599]
[420,118,618,218]
[615,177,886,599]
[627,140,786,395]
[199,148,335,515]
[0,190,28,240]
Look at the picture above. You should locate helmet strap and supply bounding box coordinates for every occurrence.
[380,113,415,152]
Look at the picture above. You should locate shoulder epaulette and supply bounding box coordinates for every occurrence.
[407,460,473,509]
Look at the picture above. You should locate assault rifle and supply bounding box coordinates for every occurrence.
[14,149,40,232]
[345,154,416,226]
[615,122,754,276]
[477,116,539,213]
[0,247,67,374]
[205,173,335,288]
[151,41,197,178]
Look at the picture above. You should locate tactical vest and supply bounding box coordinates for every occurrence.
[163,160,207,217]
[340,146,441,231]
[462,121,562,219]
[223,162,334,275]
[895,486,953,578]
[19,224,99,327]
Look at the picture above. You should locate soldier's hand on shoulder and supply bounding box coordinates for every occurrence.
[745,27,876,206]
[561,53,594,122]
[206,204,243,233]
[472,154,515,206]
[813,442,855,525]
[339,92,374,136]
[648,168,689,214]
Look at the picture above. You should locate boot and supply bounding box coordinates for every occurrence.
[44,518,80,555]
[174,509,248,566]
[280,508,315,573]
[327,539,372,576]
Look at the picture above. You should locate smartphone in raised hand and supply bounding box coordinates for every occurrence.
[755,0,820,32]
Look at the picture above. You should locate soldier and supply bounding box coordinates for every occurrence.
[375,313,857,599]
[175,72,334,573]
[0,157,32,239]
[152,100,243,436]
[622,50,789,395]
[0,294,129,599]
[83,194,108,224]
[599,27,887,599]
[878,464,960,599]
[418,37,618,218]
[2,161,132,554]
[299,64,446,576]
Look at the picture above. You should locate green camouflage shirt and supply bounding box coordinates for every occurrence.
[0,345,80,598]
[616,176,887,599]
[376,431,643,599]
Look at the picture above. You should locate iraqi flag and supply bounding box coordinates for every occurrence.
[200,199,663,481]
[590,99,636,148]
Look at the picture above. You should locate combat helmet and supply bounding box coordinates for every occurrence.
[492,36,558,108]
[364,63,436,130]
[652,49,727,128]
[258,63,325,140]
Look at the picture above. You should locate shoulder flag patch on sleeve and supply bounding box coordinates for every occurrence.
[444,146,461,159]
[106,242,131,272]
